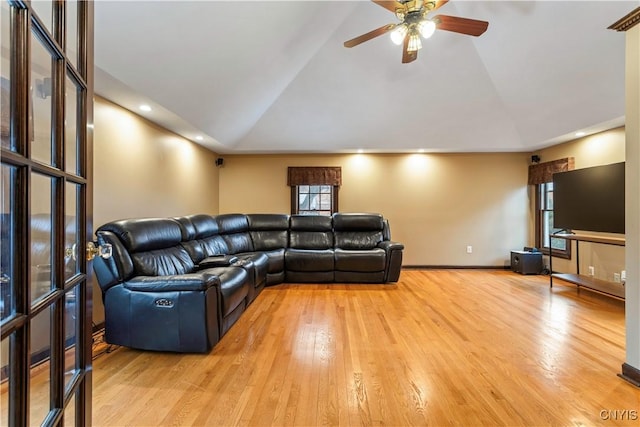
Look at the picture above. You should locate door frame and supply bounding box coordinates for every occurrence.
[1,1,94,425]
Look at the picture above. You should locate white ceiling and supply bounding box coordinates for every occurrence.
[94,1,637,154]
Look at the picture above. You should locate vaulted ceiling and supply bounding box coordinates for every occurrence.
[94,1,637,154]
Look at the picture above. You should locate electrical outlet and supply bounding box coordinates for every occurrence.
[614,273,621,283]
[466,246,473,254]
[588,266,595,276]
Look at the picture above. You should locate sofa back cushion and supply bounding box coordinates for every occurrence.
[131,247,195,276]
[289,215,333,250]
[247,214,290,251]
[189,214,220,238]
[175,215,228,263]
[216,214,254,254]
[97,218,194,277]
[332,213,384,250]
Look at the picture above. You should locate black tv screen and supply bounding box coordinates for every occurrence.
[553,162,625,234]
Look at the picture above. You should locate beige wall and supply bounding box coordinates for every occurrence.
[219,152,531,266]
[531,126,626,281]
[93,97,220,228]
[92,96,220,322]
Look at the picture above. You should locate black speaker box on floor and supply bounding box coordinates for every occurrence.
[510,250,543,275]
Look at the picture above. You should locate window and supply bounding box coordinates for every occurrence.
[537,182,570,258]
[294,185,335,215]
[287,167,341,215]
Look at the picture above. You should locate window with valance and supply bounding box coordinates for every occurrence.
[287,167,341,215]
[529,157,574,258]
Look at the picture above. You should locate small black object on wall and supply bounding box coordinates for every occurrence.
[215,158,224,167]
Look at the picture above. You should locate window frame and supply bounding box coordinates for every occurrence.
[291,184,338,215]
[535,181,571,259]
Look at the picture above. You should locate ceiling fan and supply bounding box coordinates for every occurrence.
[344,0,489,64]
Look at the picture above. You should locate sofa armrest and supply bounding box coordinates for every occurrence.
[123,272,220,292]
[378,241,404,283]
[378,241,405,252]
[197,255,238,269]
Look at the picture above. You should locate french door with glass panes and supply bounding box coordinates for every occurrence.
[1,1,94,426]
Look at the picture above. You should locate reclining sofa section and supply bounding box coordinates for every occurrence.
[93,213,404,353]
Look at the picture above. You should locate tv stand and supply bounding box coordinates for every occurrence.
[549,233,625,299]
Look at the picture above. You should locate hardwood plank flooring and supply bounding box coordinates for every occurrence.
[13,269,640,426]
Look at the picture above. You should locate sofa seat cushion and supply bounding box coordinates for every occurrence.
[260,248,285,274]
[234,252,269,288]
[285,249,334,272]
[334,248,386,272]
[201,266,249,317]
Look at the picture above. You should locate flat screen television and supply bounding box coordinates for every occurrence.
[553,162,625,234]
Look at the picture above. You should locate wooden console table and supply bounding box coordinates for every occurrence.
[549,233,625,299]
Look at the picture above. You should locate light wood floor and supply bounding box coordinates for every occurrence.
[90,270,639,426]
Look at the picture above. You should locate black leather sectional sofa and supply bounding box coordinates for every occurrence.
[93,213,404,353]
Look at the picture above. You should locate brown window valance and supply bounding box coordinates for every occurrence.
[528,157,575,185]
[287,167,342,186]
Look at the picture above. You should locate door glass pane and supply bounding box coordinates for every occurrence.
[31,173,54,303]
[64,391,76,427]
[1,2,11,151]
[31,30,54,165]
[1,335,9,427]
[64,286,78,390]
[65,1,79,71]
[1,164,16,321]
[30,306,52,425]
[31,1,53,35]
[64,182,79,280]
[65,74,78,175]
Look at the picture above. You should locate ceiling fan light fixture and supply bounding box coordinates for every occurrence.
[390,24,408,45]
[407,32,422,52]
[418,19,436,39]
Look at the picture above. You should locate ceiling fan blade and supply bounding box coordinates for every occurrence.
[344,24,396,48]
[371,0,403,13]
[402,36,418,64]
[434,14,489,36]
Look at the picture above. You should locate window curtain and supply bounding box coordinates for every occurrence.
[287,167,342,186]
[527,157,575,185]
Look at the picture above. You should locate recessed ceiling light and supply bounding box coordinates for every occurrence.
[575,131,586,137]
[418,149,425,153]
[139,104,152,112]
[195,135,204,141]
[357,149,364,154]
